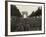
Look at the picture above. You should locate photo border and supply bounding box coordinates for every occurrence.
[5,1,45,36]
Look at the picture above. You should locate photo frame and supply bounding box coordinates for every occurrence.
[5,1,45,36]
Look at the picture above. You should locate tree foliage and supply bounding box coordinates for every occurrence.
[29,7,42,17]
[11,5,22,17]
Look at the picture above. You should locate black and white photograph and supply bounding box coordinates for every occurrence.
[11,4,42,32]
[5,1,45,35]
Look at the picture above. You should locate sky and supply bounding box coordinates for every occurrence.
[16,5,40,16]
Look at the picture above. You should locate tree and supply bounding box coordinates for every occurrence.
[34,7,42,16]
[29,7,42,17]
[29,11,35,17]
[11,5,22,17]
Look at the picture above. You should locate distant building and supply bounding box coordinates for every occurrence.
[22,11,28,18]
